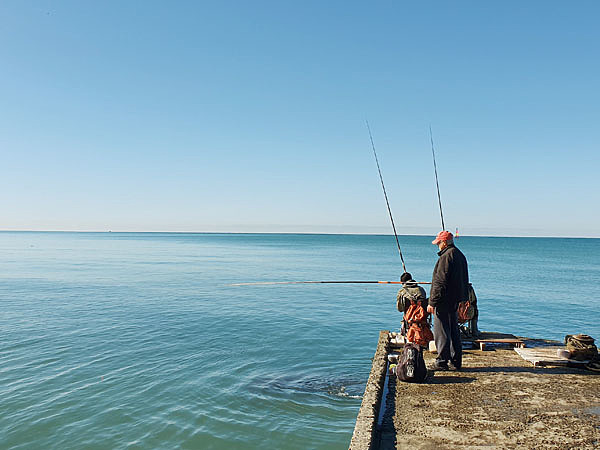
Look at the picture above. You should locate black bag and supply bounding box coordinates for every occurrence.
[394,343,427,383]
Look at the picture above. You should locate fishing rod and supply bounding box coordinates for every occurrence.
[366,120,407,273]
[231,125,419,289]
[229,280,432,286]
[429,125,445,231]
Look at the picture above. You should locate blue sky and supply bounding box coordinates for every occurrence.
[1,1,598,237]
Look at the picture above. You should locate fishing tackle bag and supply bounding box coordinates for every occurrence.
[394,343,427,383]
[457,301,475,324]
[457,284,477,324]
[565,334,598,361]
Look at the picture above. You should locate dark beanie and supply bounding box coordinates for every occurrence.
[400,272,413,283]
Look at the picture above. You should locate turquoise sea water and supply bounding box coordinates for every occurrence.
[1,232,599,449]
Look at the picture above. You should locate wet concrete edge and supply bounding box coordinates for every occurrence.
[349,330,389,450]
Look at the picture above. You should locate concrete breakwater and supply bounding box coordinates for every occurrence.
[349,331,390,449]
[349,331,600,449]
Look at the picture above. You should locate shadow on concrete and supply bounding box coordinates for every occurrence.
[426,375,476,384]
[376,375,398,450]
[462,366,596,376]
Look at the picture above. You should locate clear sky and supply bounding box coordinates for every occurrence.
[1,1,598,237]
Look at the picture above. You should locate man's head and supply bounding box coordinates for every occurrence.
[432,230,453,250]
[400,272,413,283]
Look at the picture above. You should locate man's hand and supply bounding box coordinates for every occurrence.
[427,305,435,314]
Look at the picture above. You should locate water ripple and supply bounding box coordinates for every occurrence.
[1,232,598,449]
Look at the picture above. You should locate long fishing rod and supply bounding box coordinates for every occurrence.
[229,280,432,286]
[429,125,445,231]
[366,120,407,273]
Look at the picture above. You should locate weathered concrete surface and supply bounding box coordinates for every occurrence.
[349,330,389,450]
[378,345,600,449]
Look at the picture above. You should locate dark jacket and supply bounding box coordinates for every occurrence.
[429,244,469,312]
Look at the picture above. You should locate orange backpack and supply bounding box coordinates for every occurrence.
[404,300,434,347]
[457,301,473,323]
[457,284,477,324]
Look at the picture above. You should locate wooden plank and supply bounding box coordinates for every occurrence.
[475,338,525,351]
[514,347,590,367]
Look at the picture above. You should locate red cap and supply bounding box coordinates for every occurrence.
[432,230,453,245]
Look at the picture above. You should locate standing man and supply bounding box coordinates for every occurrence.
[427,231,469,371]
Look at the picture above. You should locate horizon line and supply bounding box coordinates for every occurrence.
[0,229,598,239]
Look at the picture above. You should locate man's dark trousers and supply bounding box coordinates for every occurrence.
[434,309,462,367]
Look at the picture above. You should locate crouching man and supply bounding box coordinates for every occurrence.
[397,272,433,348]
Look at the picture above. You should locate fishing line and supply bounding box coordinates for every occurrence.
[229,280,432,286]
[366,120,407,273]
[429,125,445,231]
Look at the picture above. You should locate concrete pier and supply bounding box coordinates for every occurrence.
[349,331,600,449]
[348,330,390,449]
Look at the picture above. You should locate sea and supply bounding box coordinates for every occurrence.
[1,232,599,449]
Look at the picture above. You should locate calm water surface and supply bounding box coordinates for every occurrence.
[1,232,599,449]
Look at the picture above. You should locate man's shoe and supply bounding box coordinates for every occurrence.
[430,360,449,371]
[449,362,462,371]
